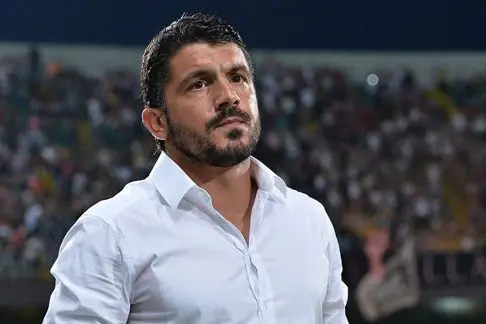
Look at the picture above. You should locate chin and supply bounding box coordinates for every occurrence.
[223,136,250,147]
[210,131,242,143]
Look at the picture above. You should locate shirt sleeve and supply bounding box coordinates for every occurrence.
[321,208,349,324]
[43,215,132,324]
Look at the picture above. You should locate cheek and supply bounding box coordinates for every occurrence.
[243,88,258,116]
[249,95,259,118]
[170,103,210,129]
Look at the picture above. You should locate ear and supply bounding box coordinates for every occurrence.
[141,108,167,141]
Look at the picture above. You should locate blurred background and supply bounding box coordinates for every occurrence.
[1,0,486,323]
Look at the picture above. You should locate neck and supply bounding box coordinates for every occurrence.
[165,149,255,214]
[166,149,258,243]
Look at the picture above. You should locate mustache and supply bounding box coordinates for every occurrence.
[206,106,251,131]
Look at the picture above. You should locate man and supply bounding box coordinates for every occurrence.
[43,13,348,324]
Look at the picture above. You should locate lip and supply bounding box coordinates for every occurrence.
[216,118,246,127]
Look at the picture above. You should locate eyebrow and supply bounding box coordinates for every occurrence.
[227,64,251,75]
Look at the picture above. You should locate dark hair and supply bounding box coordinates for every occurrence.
[140,13,254,150]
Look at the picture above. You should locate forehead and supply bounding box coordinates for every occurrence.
[168,43,249,82]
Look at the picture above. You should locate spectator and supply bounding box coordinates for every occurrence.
[0,50,485,278]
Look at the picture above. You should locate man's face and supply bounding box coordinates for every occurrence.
[162,42,260,167]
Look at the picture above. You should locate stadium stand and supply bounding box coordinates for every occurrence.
[1,49,485,280]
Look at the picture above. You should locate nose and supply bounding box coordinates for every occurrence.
[214,79,240,111]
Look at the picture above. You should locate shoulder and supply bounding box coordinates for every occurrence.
[64,178,161,253]
[83,179,158,224]
[285,187,336,237]
[285,187,330,222]
[56,179,161,273]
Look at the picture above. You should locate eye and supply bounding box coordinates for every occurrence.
[189,80,207,91]
[231,74,246,83]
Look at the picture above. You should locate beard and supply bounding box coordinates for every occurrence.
[165,107,261,167]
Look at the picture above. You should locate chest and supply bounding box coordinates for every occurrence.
[129,214,329,322]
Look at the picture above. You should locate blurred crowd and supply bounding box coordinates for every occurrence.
[0,48,485,279]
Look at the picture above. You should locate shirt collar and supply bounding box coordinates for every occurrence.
[147,152,287,208]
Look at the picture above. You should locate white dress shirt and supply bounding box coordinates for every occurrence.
[43,153,348,324]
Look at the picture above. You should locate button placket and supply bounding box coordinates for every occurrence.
[247,192,272,323]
